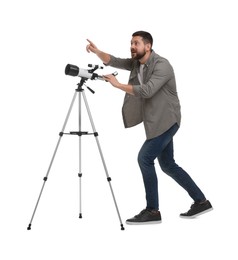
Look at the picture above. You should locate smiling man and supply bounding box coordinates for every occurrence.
[86,31,212,225]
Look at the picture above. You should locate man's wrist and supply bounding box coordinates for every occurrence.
[117,83,134,95]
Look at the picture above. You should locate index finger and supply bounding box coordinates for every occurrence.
[86,39,93,45]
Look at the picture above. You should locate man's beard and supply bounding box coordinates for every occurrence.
[131,49,146,60]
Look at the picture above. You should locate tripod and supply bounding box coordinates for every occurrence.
[27,77,125,231]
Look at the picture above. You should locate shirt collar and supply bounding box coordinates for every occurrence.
[144,50,155,68]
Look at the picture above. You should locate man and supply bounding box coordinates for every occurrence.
[86,31,213,225]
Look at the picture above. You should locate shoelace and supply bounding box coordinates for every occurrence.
[135,209,148,217]
[187,202,201,213]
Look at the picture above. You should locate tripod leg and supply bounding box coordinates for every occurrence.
[78,91,82,218]
[82,91,125,230]
[27,91,78,230]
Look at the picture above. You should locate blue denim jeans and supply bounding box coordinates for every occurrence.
[138,123,206,210]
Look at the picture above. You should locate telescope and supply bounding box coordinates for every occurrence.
[27,63,125,231]
[65,64,118,80]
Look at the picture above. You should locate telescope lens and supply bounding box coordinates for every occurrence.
[65,64,79,76]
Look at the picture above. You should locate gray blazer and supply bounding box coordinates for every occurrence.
[107,51,181,140]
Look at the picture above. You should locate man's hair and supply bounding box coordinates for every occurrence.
[132,31,153,47]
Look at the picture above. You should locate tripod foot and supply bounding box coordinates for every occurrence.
[27,224,31,230]
[79,213,82,218]
[121,224,125,230]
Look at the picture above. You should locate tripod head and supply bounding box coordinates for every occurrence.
[76,77,95,94]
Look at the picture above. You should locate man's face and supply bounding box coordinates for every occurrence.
[130,36,150,60]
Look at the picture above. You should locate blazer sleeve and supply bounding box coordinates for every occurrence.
[105,55,134,71]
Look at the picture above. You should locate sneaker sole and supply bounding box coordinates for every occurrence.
[180,207,213,219]
[126,220,162,225]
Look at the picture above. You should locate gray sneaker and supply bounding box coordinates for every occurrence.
[126,209,162,225]
[180,200,213,218]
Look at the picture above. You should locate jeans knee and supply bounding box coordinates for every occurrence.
[159,161,168,173]
[138,151,153,168]
[159,160,175,176]
[137,151,145,167]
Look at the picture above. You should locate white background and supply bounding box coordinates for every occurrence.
[0,0,237,259]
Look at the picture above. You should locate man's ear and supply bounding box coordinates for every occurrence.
[146,43,152,52]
